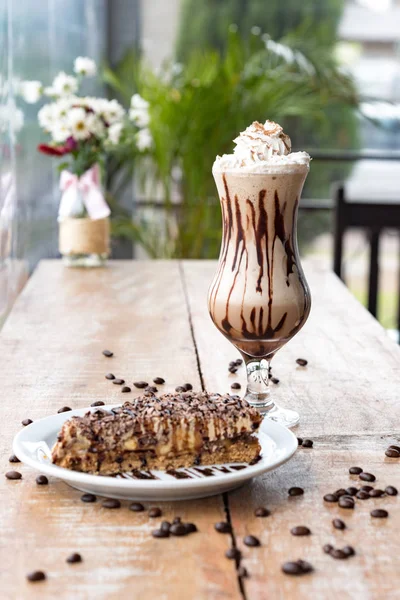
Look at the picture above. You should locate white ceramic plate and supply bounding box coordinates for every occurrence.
[13,405,297,501]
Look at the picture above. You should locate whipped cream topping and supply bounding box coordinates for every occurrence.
[213,120,310,173]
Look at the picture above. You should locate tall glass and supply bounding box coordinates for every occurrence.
[208,167,311,427]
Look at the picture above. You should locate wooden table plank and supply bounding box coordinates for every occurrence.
[0,260,240,600]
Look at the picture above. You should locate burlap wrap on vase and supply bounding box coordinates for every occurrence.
[59,217,110,255]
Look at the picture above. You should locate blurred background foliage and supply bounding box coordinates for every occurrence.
[105,0,359,258]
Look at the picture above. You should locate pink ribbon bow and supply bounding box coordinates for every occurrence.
[58,164,110,221]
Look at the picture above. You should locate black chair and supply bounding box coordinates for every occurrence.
[333,183,400,342]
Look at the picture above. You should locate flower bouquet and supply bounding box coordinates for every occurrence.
[22,57,152,266]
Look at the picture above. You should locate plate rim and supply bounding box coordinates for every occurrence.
[13,404,298,490]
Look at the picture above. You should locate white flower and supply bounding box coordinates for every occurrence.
[130,93,149,111]
[107,122,123,145]
[51,122,71,143]
[74,57,97,77]
[68,107,90,140]
[53,97,77,121]
[103,99,125,124]
[86,112,105,137]
[38,103,56,130]
[129,108,150,127]
[19,80,43,103]
[136,128,153,151]
[51,72,78,97]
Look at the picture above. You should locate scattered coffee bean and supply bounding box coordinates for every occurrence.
[291,526,311,536]
[81,493,96,503]
[342,546,355,557]
[333,518,346,530]
[112,379,125,385]
[184,523,197,534]
[385,486,398,496]
[153,377,165,385]
[225,548,241,560]
[175,386,186,392]
[235,359,243,366]
[160,521,170,533]
[105,373,115,380]
[289,487,304,497]
[254,507,270,517]
[349,466,363,475]
[244,535,260,547]
[22,419,33,426]
[356,490,370,500]
[385,448,400,458]
[388,444,400,453]
[148,507,162,518]
[324,493,338,503]
[36,475,48,485]
[238,566,248,578]
[346,487,358,496]
[66,552,82,564]
[121,386,131,393]
[330,549,347,560]
[215,521,231,534]
[338,496,354,509]
[323,544,333,554]
[57,406,71,413]
[5,471,21,480]
[335,489,347,497]
[170,523,187,536]
[282,560,312,575]
[102,499,121,509]
[152,528,169,538]
[271,377,280,385]
[302,439,313,448]
[145,386,158,393]
[297,438,303,446]
[129,502,144,512]
[228,366,238,374]
[26,570,46,582]
[172,517,181,524]
[369,489,385,498]
[9,454,20,463]
[370,509,388,518]
[359,472,376,482]
[102,350,113,357]
[231,382,241,390]
[296,358,308,367]
[91,401,105,407]
[183,383,193,391]
[361,485,374,493]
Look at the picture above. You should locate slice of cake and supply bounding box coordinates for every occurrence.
[52,391,262,475]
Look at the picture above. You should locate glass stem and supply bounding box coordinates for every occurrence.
[243,358,273,410]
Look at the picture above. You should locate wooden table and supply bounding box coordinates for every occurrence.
[1,260,399,600]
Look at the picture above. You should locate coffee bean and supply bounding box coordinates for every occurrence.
[385,486,398,496]
[22,419,33,426]
[26,570,46,582]
[290,526,311,536]
[330,549,347,559]
[9,454,20,463]
[254,507,270,517]
[244,535,260,547]
[296,358,308,367]
[91,401,105,407]
[271,377,280,385]
[281,562,303,575]
[356,490,370,500]
[102,499,121,509]
[359,472,376,482]
[225,548,241,560]
[184,523,197,534]
[349,466,363,475]
[361,485,374,492]
[36,475,48,485]
[238,566,248,578]
[338,496,354,509]
[323,544,333,554]
[57,406,72,413]
[102,350,113,357]
[215,521,231,534]
[112,379,125,385]
[235,359,243,366]
[129,502,144,512]
[388,444,400,453]
[66,552,82,564]
[346,487,358,496]
[385,448,400,458]
[369,489,385,498]
[324,493,338,503]
[229,361,236,367]
[297,560,313,573]
[121,386,131,393]
[148,507,162,518]
[152,528,169,538]
[81,493,96,503]
[172,517,181,524]
[183,383,193,391]
[5,471,21,480]
[105,373,115,380]
[159,521,170,533]
[231,383,241,390]
[288,487,304,497]
[333,518,346,530]
[175,386,185,392]
[297,438,303,446]
[228,366,238,374]
[302,439,313,448]
[342,546,355,557]
[153,377,165,385]
[145,386,158,393]
[170,523,187,536]
[335,489,347,497]
[370,509,388,518]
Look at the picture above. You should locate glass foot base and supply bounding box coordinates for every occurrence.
[245,395,299,428]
